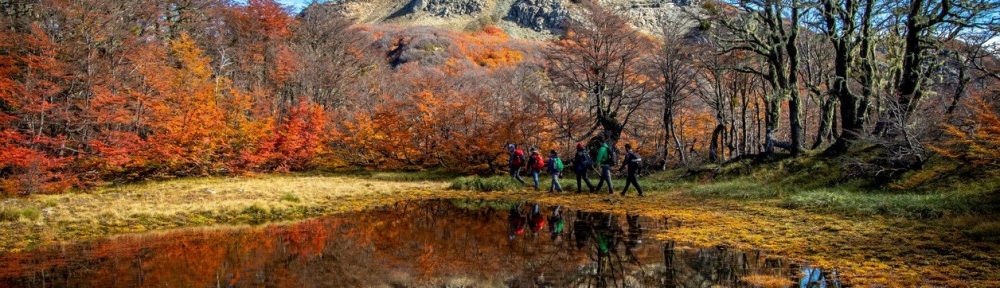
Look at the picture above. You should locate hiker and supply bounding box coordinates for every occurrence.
[619,143,644,197]
[546,150,565,193]
[508,144,526,186]
[593,140,615,194]
[527,148,545,190]
[572,143,595,193]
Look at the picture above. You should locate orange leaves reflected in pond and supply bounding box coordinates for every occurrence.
[0,200,841,288]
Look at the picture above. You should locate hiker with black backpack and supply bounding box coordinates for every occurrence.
[546,150,565,193]
[508,144,527,186]
[619,143,644,197]
[572,143,595,193]
[593,140,615,195]
[527,148,545,190]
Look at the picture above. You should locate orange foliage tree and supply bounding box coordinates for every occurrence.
[931,96,1000,168]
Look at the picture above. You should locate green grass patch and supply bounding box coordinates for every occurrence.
[368,170,459,182]
[683,180,783,199]
[449,176,521,192]
[781,189,982,218]
[0,207,41,222]
[450,199,520,210]
[280,193,301,203]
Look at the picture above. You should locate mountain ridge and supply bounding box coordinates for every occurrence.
[303,0,701,39]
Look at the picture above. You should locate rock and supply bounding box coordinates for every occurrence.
[423,0,485,17]
[304,0,700,38]
[506,0,567,32]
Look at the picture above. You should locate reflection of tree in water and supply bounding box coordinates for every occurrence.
[661,238,842,288]
[0,200,840,288]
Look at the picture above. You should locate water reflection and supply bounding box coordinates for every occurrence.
[0,200,842,288]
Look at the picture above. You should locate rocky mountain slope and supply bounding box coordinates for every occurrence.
[304,0,700,39]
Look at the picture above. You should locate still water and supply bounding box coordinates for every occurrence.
[0,200,840,288]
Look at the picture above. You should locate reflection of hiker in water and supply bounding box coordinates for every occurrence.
[508,203,527,240]
[624,214,643,263]
[529,203,546,238]
[548,206,565,240]
[573,211,594,250]
[592,212,617,256]
[587,212,622,288]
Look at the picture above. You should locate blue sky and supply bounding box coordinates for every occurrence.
[273,0,315,12]
[234,0,321,13]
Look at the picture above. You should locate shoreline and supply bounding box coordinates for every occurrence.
[1,173,998,287]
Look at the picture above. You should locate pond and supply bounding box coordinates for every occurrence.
[0,199,841,288]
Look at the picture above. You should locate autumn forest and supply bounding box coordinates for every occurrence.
[1,0,1000,285]
[0,0,997,195]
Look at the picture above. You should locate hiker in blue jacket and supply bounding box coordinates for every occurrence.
[619,143,644,197]
[572,142,595,193]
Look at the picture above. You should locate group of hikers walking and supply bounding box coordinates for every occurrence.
[507,139,643,197]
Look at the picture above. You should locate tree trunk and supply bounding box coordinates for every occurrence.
[813,97,837,149]
[825,0,874,155]
[709,123,725,163]
[598,112,624,147]
[764,98,780,154]
[789,89,804,155]
[786,4,803,156]
[671,120,687,167]
[662,106,673,169]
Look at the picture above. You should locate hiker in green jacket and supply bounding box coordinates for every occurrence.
[593,141,614,194]
[546,150,564,193]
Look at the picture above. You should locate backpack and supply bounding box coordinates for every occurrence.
[602,147,617,166]
[626,151,642,170]
[580,153,593,170]
[554,158,564,172]
[531,154,545,169]
[512,149,524,167]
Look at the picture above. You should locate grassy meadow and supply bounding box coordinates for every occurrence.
[1,161,998,286]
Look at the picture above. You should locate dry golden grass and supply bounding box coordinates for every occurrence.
[0,174,462,252]
[741,274,796,288]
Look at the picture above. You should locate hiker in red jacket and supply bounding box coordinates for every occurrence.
[527,147,545,190]
[508,144,526,186]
